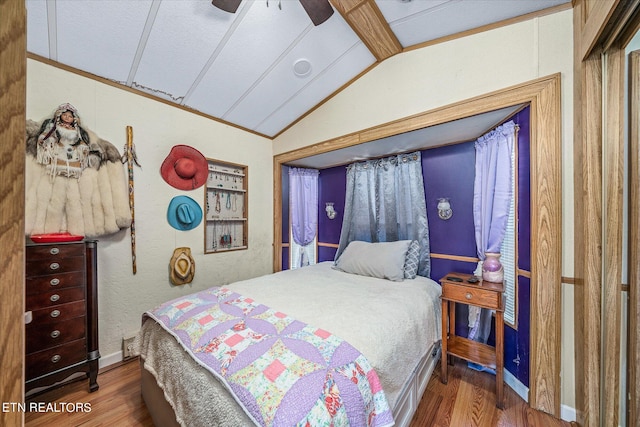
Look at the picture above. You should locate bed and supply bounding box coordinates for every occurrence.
[135,254,442,427]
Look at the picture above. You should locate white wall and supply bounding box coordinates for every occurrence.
[26,60,274,361]
[274,9,576,413]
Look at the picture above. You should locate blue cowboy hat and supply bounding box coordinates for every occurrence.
[167,196,202,231]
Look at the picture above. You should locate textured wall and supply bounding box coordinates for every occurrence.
[27,60,274,360]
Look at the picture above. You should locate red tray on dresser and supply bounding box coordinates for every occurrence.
[29,233,84,243]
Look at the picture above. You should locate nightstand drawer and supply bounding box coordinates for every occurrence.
[442,282,499,309]
[26,317,86,354]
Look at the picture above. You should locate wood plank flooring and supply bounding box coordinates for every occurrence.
[25,358,577,427]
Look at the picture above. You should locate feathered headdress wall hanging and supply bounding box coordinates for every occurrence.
[25,103,132,238]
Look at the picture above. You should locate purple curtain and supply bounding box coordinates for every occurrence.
[289,167,319,246]
[469,120,515,345]
[473,120,515,259]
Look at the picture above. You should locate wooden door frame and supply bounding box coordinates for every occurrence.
[573,1,640,425]
[629,49,640,427]
[273,74,563,415]
[0,1,26,426]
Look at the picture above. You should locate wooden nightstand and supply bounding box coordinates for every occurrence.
[440,272,505,409]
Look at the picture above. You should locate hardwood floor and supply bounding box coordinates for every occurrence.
[25,360,153,427]
[25,358,577,427]
[418,360,578,427]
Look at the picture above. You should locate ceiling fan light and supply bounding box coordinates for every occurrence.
[211,0,242,13]
[299,0,334,26]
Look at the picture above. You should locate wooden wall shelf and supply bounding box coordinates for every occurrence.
[204,159,248,254]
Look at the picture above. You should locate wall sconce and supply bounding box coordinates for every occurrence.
[437,198,452,220]
[325,202,337,220]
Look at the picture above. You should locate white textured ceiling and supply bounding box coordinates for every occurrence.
[26,0,569,139]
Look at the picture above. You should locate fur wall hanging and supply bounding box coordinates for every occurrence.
[25,103,131,238]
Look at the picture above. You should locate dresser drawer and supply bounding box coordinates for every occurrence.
[26,271,84,295]
[26,339,87,380]
[26,287,85,310]
[442,282,499,309]
[26,243,85,260]
[26,256,85,277]
[30,300,86,325]
[26,316,86,354]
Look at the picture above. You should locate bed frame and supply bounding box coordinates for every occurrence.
[140,342,441,427]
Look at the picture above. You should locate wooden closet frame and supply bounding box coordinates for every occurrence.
[573,1,640,426]
[273,74,563,416]
[0,3,26,427]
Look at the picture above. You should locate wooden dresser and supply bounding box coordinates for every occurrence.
[25,240,100,394]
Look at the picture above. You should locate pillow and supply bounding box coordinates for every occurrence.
[334,240,412,282]
[404,240,420,279]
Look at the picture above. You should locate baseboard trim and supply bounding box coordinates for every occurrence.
[99,351,124,370]
[504,368,529,403]
[502,370,576,422]
[560,404,577,422]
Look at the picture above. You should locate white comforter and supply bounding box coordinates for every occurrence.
[136,262,441,426]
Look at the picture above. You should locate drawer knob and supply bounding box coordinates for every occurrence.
[50,294,60,302]
[51,354,61,363]
[50,278,60,286]
[50,310,60,318]
[50,330,60,339]
[465,292,473,300]
[50,262,60,270]
[50,247,60,255]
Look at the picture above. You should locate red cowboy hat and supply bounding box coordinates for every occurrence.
[160,145,209,190]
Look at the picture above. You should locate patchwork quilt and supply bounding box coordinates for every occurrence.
[145,287,394,427]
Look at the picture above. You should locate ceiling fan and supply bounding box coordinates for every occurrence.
[211,0,334,26]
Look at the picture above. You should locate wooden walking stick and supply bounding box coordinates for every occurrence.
[123,126,141,274]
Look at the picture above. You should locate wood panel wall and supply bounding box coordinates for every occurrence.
[629,48,640,427]
[0,1,26,426]
[274,74,563,416]
[603,42,625,427]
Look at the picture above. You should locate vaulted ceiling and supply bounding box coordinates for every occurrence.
[26,0,570,138]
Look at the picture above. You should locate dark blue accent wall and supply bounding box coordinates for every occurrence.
[516,108,532,273]
[422,141,478,280]
[318,166,346,261]
[280,107,531,386]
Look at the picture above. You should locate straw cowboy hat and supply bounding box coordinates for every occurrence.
[160,145,209,190]
[169,247,195,286]
[167,195,202,231]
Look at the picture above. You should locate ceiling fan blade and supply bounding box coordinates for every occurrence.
[299,0,334,26]
[211,0,242,13]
